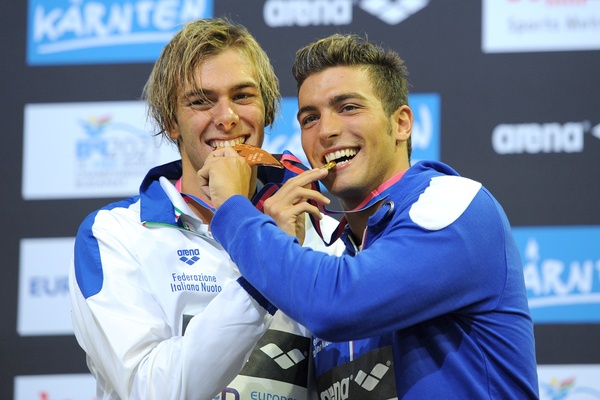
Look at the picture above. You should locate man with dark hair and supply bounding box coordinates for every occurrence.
[199,34,540,399]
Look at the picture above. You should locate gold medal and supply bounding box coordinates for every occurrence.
[321,160,336,170]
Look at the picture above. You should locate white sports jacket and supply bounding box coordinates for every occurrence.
[69,160,344,400]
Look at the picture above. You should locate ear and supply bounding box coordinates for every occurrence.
[167,121,181,142]
[392,105,413,143]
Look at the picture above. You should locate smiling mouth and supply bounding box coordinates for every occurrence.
[324,148,357,166]
[209,137,246,148]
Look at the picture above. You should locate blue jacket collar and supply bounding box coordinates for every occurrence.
[139,153,311,225]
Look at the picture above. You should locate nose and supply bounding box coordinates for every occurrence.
[318,112,342,142]
[212,100,239,131]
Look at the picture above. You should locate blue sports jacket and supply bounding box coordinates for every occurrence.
[211,160,540,399]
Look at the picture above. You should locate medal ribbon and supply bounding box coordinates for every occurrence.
[176,152,406,247]
[310,170,406,246]
[277,155,407,246]
[175,151,306,217]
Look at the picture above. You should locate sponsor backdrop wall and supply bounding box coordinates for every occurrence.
[1,0,599,399]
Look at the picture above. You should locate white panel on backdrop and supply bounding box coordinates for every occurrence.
[17,237,75,336]
[482,0,600,53]
[14,374,95,400]
[538,364,600,400]
[22,101,180,200]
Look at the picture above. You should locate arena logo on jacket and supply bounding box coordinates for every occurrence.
[27,0,214,65]
[239,329,310,387]
[316,351,397,400]
[183,322,312,400]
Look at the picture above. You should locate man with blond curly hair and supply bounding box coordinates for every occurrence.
[70,18,343,400]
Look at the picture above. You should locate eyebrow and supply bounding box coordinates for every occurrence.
[296,92,367,120]
[183,81,259,99]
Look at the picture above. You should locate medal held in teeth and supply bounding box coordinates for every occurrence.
[321,160,336,170]
[232,144,283,168]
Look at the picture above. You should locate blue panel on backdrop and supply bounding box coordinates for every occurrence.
[408,93,441,163]
[264,97,307,165]
[27,0,213,65]
[512,226,600,323]
[264,93,441,166]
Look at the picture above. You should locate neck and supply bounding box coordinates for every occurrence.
[344,199,385,243]
[187,201,215,224]
[338,168,408,243]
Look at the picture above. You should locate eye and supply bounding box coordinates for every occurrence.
[187,97,213,109]
[340,103,359,113]
[233,92,254,102]
[300,114,318,128]
[232,84,261,103]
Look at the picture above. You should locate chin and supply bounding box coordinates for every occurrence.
[326,183,347,199]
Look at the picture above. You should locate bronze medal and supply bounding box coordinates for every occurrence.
[232,144,283,168]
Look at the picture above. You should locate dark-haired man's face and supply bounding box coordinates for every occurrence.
[297,66,411,209]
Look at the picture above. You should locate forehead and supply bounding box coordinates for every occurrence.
[188,48,259,91]
[298,66,374,103]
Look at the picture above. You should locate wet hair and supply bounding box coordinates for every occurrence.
[143,18,280,145]
[292,34,411,157]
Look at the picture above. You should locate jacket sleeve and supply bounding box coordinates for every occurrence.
[211,189,512,342]
[69,210,274,400]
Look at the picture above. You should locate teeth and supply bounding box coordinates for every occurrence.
[325,149,357,163]
[210,137,245,148]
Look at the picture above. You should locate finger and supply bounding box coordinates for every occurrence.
[196,164,212,197]
[294,168,329,186]
[287,201,324,221]
[274,168,329,199]
[267,201,323,235]
[264,186,330,217]
[264,191,326,224]
[290,186,331,206]
[211,146,244,158]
